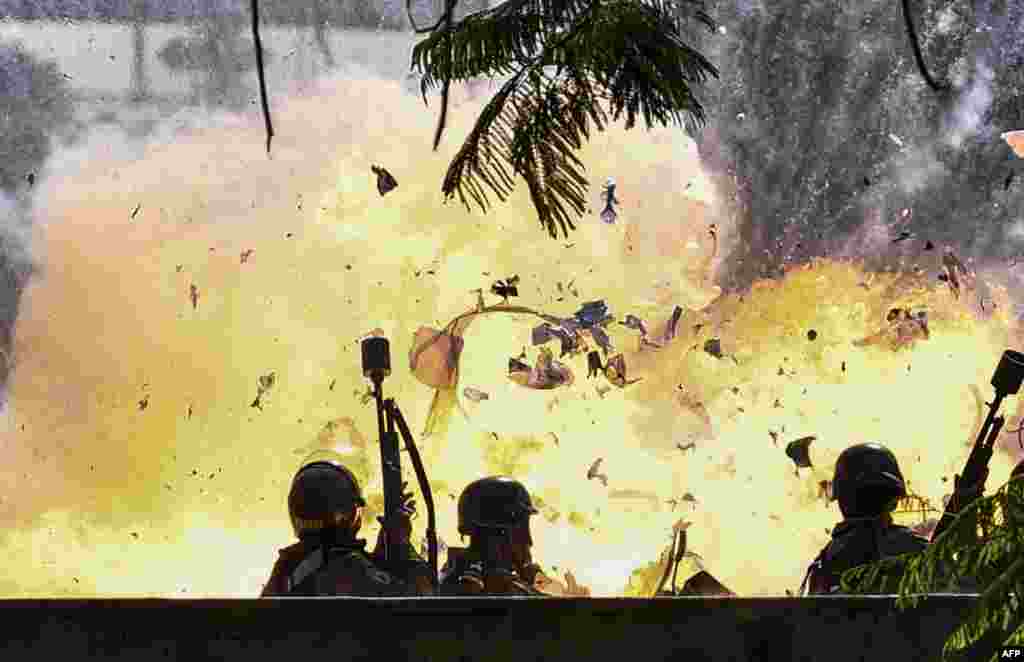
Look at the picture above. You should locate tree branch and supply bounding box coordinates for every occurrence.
[251,0,274,154]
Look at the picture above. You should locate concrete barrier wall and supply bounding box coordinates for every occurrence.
[0,595,984,661]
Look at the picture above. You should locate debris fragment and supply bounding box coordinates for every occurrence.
[806,329,818,341]
[1005,173,1015,190]
[941,249,970,299]
[703,338,723,359]
[587,350,604,378]
[240,249,254,264]
[785,436,815,472]
[138,395,149,411]
[187,404,192,420]
[888,133,904,148]
[176,265,183,273]
[924,240,934,251]
[818,480,832,500]
[509,347,574,390]
[329,379,336,391]
[490,276,519,303]
[462,387,489,402]
[676,441,696,453]
[1002,130,1024,158]
[587,458,609,486]
[250,371,277,410]
[130,203,141,220]
[892,231,912,243]
[603,353,642,388]
[189,284,199,310]
[371,165,398,196]
[600,178,619,224]
[25,172,35,187]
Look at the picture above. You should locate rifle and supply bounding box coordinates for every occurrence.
[361,336,439,589]
[931,350,1024,541]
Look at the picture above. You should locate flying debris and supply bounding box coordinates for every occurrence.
[574,300,613,329]
[329,379,336,391]
[587,458,608,486]
[371,165,398,196]
[130,203,141,220]
[892,231,913,243]
[189,284,199,310]
[941,249,970,299]
[25,172,35,187]
[785,436,816,473]
[187,404,193,420]
[240,249,254,264]
[659,306,684,344]
[888,133,904,148]
[590,326,614,355]
[490,275,520,304]
[603,353,642,389]
[587,350,604,378]
[462,387,489,402]
[676,441,696,453]
[768,431,779,446]
[1002,130,1024,158]
[703,338,723,359]
[469,288,486,312]
[1005,173,1015,190]
[251,372,277,410]
[600,178,620,224]
[533,322,580,358]
[508,347,574,390]
[619,314,648,335]
[138,395,149,411]
[818,480,832,500]
[924,240,935,251]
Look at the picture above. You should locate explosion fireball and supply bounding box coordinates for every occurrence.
[1,68,1021,599]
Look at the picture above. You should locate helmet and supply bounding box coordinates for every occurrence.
[457,476,538,536]
[832,443,906,518]
[288,451,366,539]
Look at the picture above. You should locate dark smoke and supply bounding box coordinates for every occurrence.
[689,0,1024,289]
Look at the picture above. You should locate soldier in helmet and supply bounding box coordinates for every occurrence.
[261,451,434,596]
[801,443,928,595]
[441,476,549,595]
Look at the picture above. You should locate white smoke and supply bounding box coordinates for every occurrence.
[946,62,995,150]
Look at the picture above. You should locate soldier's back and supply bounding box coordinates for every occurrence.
[807,520,927,594]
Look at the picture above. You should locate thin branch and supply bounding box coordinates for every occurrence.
[251,0,274,154]
[901,0,949,92]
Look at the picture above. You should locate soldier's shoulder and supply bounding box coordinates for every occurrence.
[885,525,929,551]
[276,541,308,559]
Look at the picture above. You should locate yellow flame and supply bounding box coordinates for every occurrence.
[1,74,1021,599]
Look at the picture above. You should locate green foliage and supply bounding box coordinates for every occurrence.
[844,478,1024,661]
[411,0,718,239]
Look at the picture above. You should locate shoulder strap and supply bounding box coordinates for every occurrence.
[285,547,325,595]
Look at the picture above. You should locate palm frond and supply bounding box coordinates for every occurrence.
[412,0,718,239]
[845,479,1024,660]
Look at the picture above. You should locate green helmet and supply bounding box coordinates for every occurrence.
[288,451,366,540]
[832,443,906,518]
[457,476,538,536]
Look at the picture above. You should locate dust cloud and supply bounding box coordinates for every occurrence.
[1,55,1020,598]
